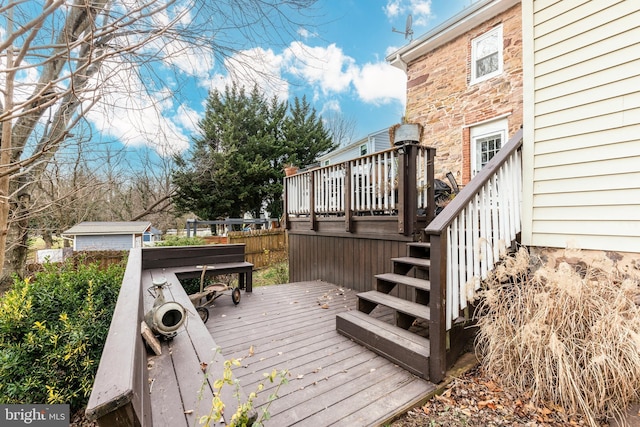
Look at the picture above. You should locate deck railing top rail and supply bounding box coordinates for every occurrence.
[425,128,524,235]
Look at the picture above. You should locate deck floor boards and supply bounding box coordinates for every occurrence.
[205,281,436,426]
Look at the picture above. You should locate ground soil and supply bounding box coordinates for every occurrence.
[390,364,610,427]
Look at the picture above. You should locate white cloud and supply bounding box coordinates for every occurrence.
[86,60,191,157]
[284,42,357,95]
[321,99,342,115]
[208,47,289,101]
[384,0,402,18]
[297,27,316,39]
[385,0,434,27]
[353,62,406,105]
[211,41,406,108]
[175,103,200,133]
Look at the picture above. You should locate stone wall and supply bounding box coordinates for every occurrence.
[405,3,523,185]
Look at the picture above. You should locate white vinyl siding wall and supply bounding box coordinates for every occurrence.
[522,0,640,252]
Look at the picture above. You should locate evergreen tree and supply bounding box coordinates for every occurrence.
[172,85,334,221]
[283,96,335,168]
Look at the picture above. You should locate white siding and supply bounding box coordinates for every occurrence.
[75,234,135,251]
[522,0,640,252]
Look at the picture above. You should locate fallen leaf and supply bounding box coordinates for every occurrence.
[297,374,304,379]
[478,400,497,410]
[248,345,254,357]
[184,410,193,415]
[320,303,329,309]
[483,380,502,392]
[539,407,553,415]
[200,362,208,372]
[434,394,454,405]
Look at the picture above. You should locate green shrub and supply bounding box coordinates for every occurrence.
[255,261,288,287]
[155,235,206,246]
[0,259,124,411]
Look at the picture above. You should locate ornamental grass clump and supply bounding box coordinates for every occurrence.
[475,248,640,427]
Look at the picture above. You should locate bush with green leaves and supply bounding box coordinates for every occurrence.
[0,259,124,411]
[155,235,206,247]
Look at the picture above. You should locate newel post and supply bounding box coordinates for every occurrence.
[283,177,290,230]
[428,231,447,383]
[393,123,422,236]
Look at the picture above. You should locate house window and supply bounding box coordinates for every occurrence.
[360,144,368,156]
[471,25,503,84]
[470,118,507,176]
[323,160,330,166]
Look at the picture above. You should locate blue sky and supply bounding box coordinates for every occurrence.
[75,1,481,156]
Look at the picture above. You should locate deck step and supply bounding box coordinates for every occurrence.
[407,242,431,258]
[406,242,431,249]
[375,273,431,292]
[358,291,430,320]
[392,256,431,269]
[336,310,430,379]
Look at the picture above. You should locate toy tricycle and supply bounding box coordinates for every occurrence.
[189,265,241,323]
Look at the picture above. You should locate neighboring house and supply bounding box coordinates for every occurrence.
[521,0,640,254]
[317,128,392,166]
[63,221,160,251]
[387,0,522,185]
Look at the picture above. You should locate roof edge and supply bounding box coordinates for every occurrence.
[386,0,520,70]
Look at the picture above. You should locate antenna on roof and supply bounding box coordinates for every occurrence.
[392,15,414,42]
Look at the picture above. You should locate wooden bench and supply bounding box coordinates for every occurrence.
[86,247,253,427]
[142,244,253,292]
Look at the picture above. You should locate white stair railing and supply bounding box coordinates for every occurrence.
[424,127,523,382]
[444,146,522,329]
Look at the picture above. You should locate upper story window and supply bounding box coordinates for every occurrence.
[471,24,503,84]
[360,144,368,156]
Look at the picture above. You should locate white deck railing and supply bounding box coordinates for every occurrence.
[286,146,435,217]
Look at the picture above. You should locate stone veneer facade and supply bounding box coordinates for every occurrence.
[404,2,523,185]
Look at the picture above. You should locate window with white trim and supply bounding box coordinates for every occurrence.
[360,144,368,156]
[470,118,507,176]
[470,25,503,84]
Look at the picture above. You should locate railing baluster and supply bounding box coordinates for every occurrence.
[465,204,475,296]
[458,210,466,312]
[450,217,459,325]
[491,174,500,263]
[472,193,481,282]
[446,225,454,331]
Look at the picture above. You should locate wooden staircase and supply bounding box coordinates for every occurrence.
[336,129,524,383]
[336,240,436,380]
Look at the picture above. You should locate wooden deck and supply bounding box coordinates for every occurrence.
[204,281,436,427]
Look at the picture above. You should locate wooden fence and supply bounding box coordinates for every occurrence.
[228,229,288,268]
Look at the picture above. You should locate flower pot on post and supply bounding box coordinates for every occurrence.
[284,165,299,177]
[393,123,422,148]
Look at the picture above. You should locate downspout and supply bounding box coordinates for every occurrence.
[393,53,408,73]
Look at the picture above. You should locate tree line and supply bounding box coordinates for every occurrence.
[172,84,334,221]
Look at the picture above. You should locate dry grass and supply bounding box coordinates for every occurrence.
[475,247,640,427]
